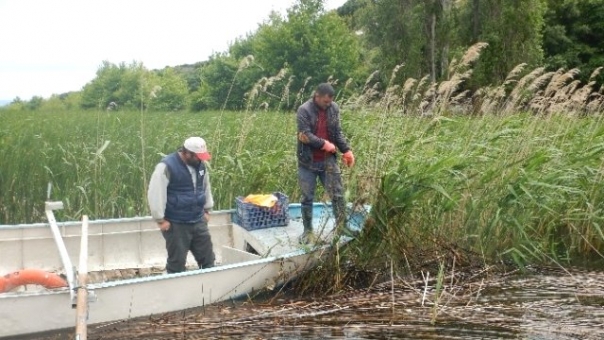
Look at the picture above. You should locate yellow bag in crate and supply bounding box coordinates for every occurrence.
[242,194,278,208]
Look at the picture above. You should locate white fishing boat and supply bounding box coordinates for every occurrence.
[0,199,368,339]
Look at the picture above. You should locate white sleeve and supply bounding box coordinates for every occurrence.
[203,169,214,211]
[147,162,169,221]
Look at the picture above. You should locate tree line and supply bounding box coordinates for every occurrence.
[4,0,603,113]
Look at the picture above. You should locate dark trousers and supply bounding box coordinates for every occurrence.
[298,157,344,208]
[162,220,215,273]
[298,157,345,231]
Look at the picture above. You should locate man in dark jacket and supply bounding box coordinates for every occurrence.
[147,137,215,273]
[296,83,355,243]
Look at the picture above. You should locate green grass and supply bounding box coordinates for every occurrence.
[1,108,604,269]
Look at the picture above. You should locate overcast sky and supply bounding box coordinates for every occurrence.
[0,0,347,101]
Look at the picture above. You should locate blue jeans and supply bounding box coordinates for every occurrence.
[298,156,343,209]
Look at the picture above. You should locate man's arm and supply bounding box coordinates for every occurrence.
[297,104,325,149]
[203,169,214,212]
[330,103,351,154]
[147,162,169,222]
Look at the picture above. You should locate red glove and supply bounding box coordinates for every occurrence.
[342,151,355,167]
[321,140,336,153]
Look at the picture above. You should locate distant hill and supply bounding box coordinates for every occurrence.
[0,99,11,107]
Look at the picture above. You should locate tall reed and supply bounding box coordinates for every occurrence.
[1,44,604,288]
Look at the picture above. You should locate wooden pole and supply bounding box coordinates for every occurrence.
[75,215,89,340]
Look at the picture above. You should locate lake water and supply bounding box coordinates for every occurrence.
[18,268,604,340]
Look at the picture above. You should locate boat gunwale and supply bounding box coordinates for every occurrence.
[0,202,330,230]
[0,209,236,230]
[0,242,332,299]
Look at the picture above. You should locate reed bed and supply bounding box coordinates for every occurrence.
[0,110,297,223]
[2,109,604,271]
[315,111,604,288]
[2,42,604,281]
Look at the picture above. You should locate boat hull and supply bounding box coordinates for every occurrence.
[0,203,368,338]
[0,251,316,338]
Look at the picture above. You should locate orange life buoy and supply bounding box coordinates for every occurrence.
[0,269,68,293]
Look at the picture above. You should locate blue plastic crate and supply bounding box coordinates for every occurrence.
[234,192,289,231]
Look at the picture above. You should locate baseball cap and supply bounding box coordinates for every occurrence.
[183,137,211,161]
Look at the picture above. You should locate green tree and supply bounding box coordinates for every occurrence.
[230,0,363,101]
[336,0,367,29]
[456,0,546,85]
[543,0,604,80]
[345,0,547,86]
[149,67,190,111]
[170,62,205,93]
[190,53,262,111]
[80,61,161,110]
[26,96,44,110]
[114,62,154,109]
[354,0,454,84]
[80,61,126,109]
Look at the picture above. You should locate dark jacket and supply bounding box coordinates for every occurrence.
[296,99,351,167]
[162,152,207,223]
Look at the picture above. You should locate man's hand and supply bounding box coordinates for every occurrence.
[321,140,336,153]
[158,219,171,231]
[342,151,355,167]
[204,211,210,222]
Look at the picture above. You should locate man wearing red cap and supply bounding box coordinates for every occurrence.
[147,137,215,273]
[296,83,356,244]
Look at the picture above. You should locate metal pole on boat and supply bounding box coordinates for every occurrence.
[45,201,77,304]
[75,215,89,340]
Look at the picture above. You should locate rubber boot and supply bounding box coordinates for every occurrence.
[299,206,316,244]
[332,198,358,238]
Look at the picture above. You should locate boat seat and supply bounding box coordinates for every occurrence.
[221,245,261,265]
